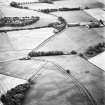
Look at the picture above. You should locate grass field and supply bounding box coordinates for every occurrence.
[0,54,105,105]
[23,0,104,9]
[91,27,105,38]
[7,28,54,50]
[30,55,105,105]
[52,11,97,23]
[85,8,105,21]
[0,59,45,80]
[0,55,105,105]
[54,0,105,8]
[34,27,104,54]
[0,28,54,61]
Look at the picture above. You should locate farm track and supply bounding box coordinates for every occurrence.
[28,61,48,82]
[32,26,67,51]
[51,61,97,105]
[45,59,97,105]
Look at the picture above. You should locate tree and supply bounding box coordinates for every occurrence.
[0,83,30,105]
[10,2,18,7]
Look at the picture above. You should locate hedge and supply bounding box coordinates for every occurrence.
[28,51,64,57]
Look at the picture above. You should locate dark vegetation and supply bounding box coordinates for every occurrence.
[27,50,78,58]
[48,16,66,33]
[0,16,40,27]
[10,2,29,9]
[85,20,105,29]
[66,69,71,74]
[67,23,80,27]
[78,53,86,59]
[28,51,64,57]
[19,50,78,60]
[85,71,90,74]
[39,0,53,4]
[0,16,66,32]
[39,7,80,13]
[39,6,89,13]
[10,0,53,6]
[10,2,89,12]
[0,83,31,105]
[10,2,18,7]
[86,21,101,28]
[70,50,77,55]
[84,42,105,57]
[77,42,105,59]
[12,1,38,5]
[10,2,67,33]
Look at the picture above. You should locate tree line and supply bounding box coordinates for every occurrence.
[0,83,31,105]
[39,7,88,13]
[0,16,40,27]
[84,42,105,57]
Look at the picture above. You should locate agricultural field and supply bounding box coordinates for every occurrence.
[0,28,54,61]
[0,74,26,95]
[22,0,105,9]
[0,0,105,105]
[52,11,97,23]
[25,55,105,105]
[35,27,104,54]
[0,55,105,105]
[84,8,105,20]
[0,6,59,31]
